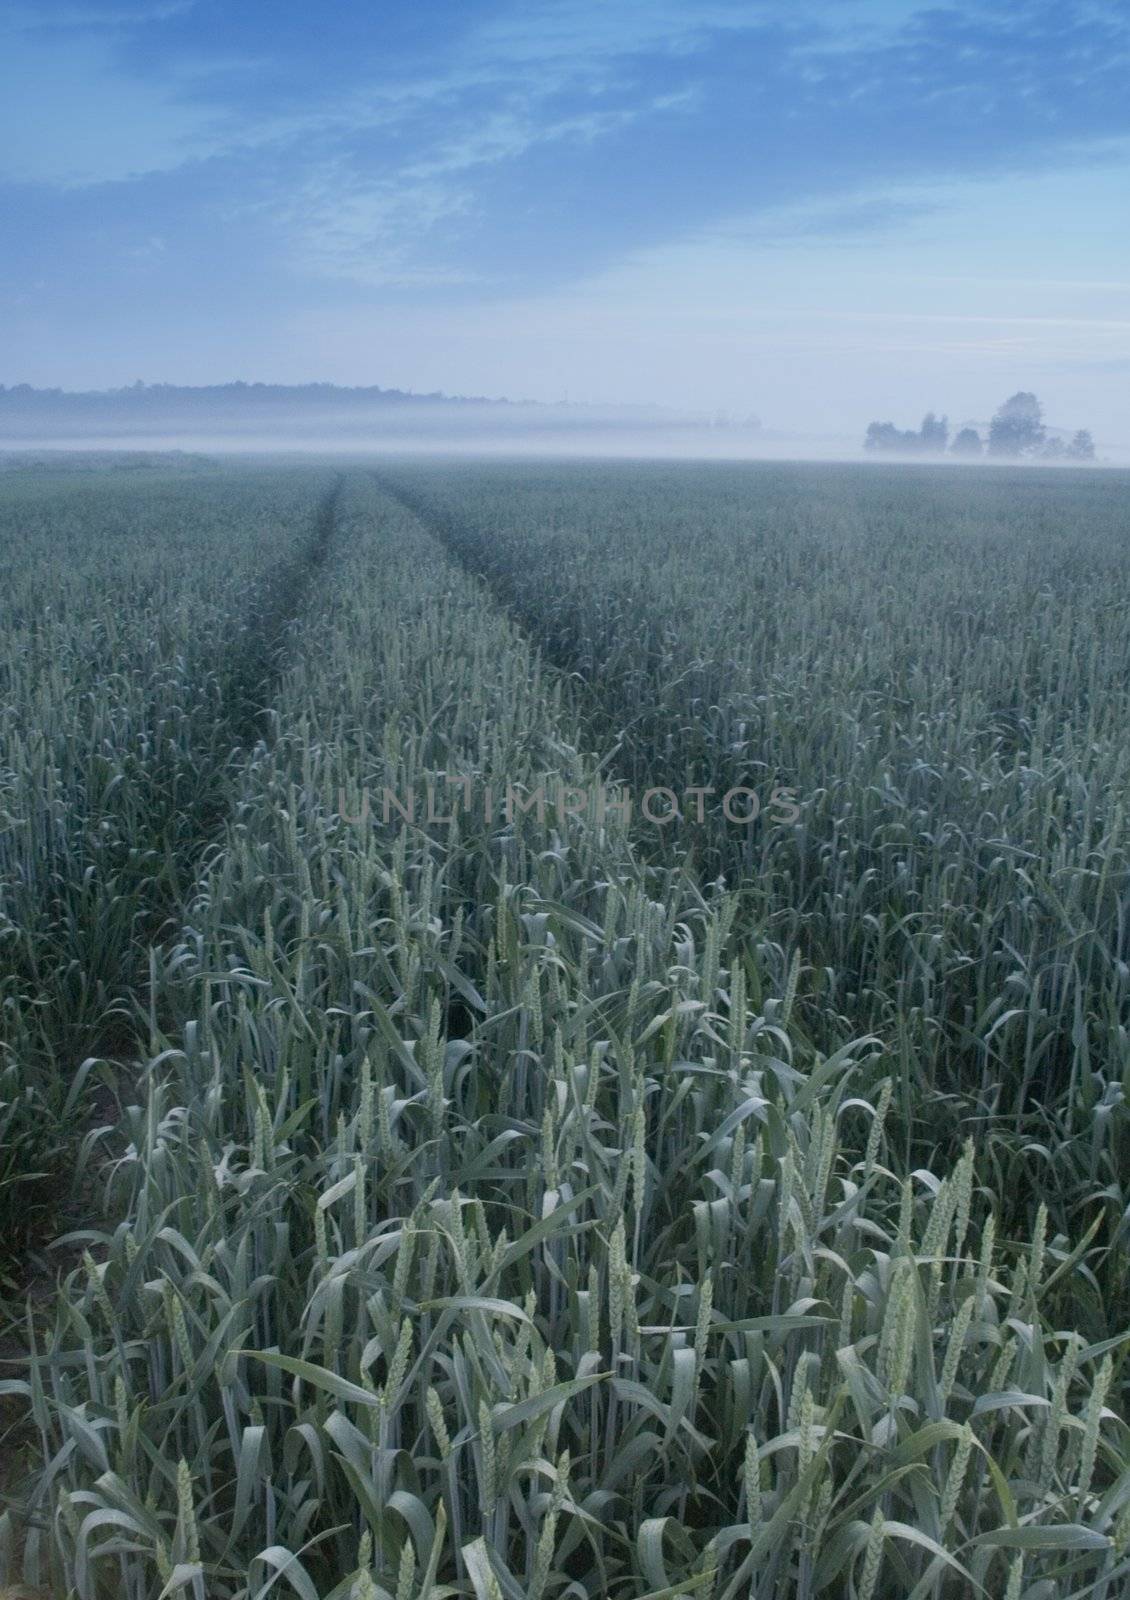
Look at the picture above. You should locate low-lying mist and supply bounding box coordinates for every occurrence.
[0,387,1121,464]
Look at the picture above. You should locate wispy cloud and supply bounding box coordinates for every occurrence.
[273,90,690,287]
[268,164,479,289]
[468,1,773,70]
[0,31,222,184]
[722,194,938,245]
[3,1,196,31]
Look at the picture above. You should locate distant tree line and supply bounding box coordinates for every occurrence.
[0,380,501,410]
[865,393,1095,461]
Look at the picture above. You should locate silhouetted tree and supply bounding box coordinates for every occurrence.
[864,419,931,453]
[919,412,949,452]
[1067,429,1095,461]
[951,427,983,456]
[988,392,1045,457]
[865,421,914,452]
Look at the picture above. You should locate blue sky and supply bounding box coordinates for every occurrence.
[2,0,1129,444]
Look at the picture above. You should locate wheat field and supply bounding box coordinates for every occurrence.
[0,459,1127,1599]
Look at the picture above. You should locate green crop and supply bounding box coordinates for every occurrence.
[0,465,337,1250]
[0,465,1127,1599]
[378,460,1130,1295]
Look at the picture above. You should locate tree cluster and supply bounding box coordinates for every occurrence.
[864,393,1095,461]
[864,411,950,454]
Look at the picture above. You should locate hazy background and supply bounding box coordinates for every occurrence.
[2,1,1128,456]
